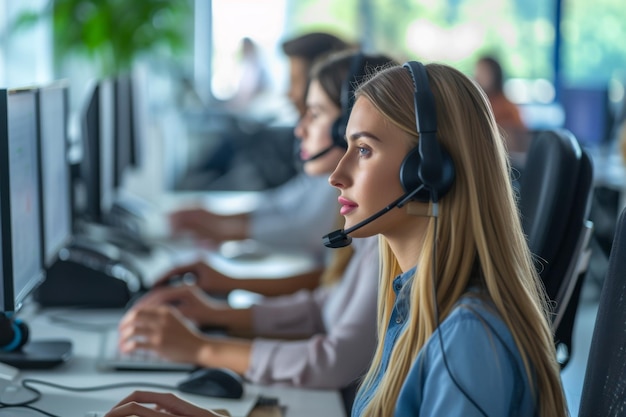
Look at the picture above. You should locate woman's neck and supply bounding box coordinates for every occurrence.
[385,217,429,272]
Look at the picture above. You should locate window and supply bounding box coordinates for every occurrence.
[0,0,52,87]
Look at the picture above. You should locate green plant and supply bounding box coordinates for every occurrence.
[12,0,193,76]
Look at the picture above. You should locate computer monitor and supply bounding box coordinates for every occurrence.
[0,87,72,369]
[114,74,135,188]
[74,77,155,255]
[129,71,144,170]
[0,88,45,311]
[78,78,116,224]
[36,81,73,268]
[561,86,612,149]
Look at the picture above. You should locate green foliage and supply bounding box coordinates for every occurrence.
[562,0,626,85]
[12,0,192,76]
[287,0,626,85]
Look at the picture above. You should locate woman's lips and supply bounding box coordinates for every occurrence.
[338,197,357,216]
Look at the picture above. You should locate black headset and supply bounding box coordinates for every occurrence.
[322,60,457,248]
[330,52,366,150]
[399,61,455,203]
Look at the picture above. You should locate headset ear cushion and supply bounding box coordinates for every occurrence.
[14,320,30,350]
[400,145,456,203]
[0,317,30,352]
[399,147,430,202]
[331,115,349,149]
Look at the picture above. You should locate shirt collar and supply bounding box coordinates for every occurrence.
[392,266,416,322]
[392,265,416,295]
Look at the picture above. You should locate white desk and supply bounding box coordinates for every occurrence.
[7,221,340,417]
[3,306,345,417]
[3,188,341,416]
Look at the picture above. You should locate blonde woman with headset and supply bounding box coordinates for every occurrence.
[324,61,567,416]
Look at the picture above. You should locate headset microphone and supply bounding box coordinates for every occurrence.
[323,185,425,248]
[302,144,336,163]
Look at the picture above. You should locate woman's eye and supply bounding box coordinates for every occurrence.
[358,147,371,157]
[302,110,317,121]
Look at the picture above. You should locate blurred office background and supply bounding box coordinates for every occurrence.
[2,0,626,179]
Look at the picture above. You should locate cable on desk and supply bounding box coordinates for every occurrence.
[0,403,60,417]
[0,381,58,417]
[6,379,283,417]
[0,381,41,406]
[0,378,177,417]
[21,378,176,394]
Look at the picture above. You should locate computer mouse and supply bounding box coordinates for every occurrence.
[177,367,244,399]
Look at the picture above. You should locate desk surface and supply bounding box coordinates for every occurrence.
[5,307,345,417]
[4,190,341,416]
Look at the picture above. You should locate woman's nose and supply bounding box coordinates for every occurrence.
[329,158,348,189]
[294,118,305,140]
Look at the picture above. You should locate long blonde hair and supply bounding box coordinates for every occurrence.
[356,63,567,416]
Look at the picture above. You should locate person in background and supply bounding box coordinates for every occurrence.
[328,61,566,416]
[281,31,354,117]
[474,55,530,162]
[104,51,398,417]
[224,37,270,112]
[169,32,353,295]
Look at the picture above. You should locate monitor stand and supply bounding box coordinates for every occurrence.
[0,339,72,369]
[0,339,73,370]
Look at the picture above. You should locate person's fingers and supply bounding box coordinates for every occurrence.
[105,401,159,417]
[105,391,220,417]
[169,209,208,232]
[130,287,214,325]
[152,261,203,287]
[117,307,202,363]
[104,391,168,417]
[118,306,169,343]
[132,286,194,309]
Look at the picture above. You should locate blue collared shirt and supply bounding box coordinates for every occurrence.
[352,267,539,417]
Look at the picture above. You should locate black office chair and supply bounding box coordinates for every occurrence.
[578,207,626,417]
[517,129,594,368]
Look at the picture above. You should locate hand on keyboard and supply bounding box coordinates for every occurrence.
[151,261,233,296]
[93,390,232,417]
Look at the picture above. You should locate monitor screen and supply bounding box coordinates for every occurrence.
[0,209,5,311]
[78,79,116,223]
[561,87,612,149]
[0,88,45,313]
[37,82,72,267]
[129,70,143,169]
[0,90,73,370]
[114,75,134,188]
